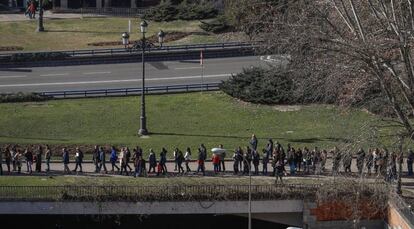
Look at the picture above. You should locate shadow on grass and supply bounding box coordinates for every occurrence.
[45,29,119,34]
[151,132,248,140]
[288,137,352,144]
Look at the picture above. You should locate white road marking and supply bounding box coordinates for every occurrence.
[0,74,231,88]
[175,67,202,70]
[39,73,69,77]
[82,71,111,75]
[0,75,27,79]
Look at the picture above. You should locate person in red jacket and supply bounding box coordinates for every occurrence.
[212,153,220,174]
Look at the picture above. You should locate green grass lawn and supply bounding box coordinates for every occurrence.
[0,92,396,155]
[0,17,218,51]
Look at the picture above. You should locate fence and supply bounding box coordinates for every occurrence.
[39,83,221,99]
[52,7,149,17]
[0,42,254,59]
[0,184,318,202]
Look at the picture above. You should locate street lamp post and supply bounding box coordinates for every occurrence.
[122,21,166,136]
[138,20,148,136]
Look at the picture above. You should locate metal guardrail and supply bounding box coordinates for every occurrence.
[391,194,414,226]
[0,184,318,202]
[39,83,221,98]
[0,42,254,59]
[52,7,151,16]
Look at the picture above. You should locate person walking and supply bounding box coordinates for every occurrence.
[320,149,327,172]
[45,145,52,172]
[93,145,100,173]
[176,149,185,174]
[262,149,269,175]
[98,146,108,173]
[212,153,220,174]
[73,147,84,173]
[15,149,23,174]
[35,145,42,173]
[250,134,258,151]
[287,147,296,175]
[62,147,70,174]
[232,149,239,175]
[159,148,168,174]
[24,147,33,174]
[252,150,260,175]
[356,148,365,175]
[125,147,133,173]
[0,148,3,175]
[184,147,191,173]
[366,148,374,175]
[110,146,120,173]
[148,149,157,173]
[4,147,11,174]
[218,144,226,172]
[274,161,285,185]
[295,148,303,173]
[407,149,414,176]
[10,146,16,172]
[119,147,129,176]
[197,147,206,176]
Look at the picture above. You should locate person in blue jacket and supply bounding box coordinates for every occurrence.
[110,146,120,173]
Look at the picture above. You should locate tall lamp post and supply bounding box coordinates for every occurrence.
[121,21,165,136]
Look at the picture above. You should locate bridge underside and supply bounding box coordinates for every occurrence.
[0,200,303,227]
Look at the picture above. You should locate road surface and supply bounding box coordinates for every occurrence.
[0,56,263,93]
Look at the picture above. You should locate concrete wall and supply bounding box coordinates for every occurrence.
[0,200,303,215]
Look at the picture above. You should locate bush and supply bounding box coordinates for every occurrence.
[220,67,296,104]
[143,0,218,22]
[0,92,49,103]
[200,15,232,33]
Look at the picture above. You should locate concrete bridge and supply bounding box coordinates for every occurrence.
[0,184,411,229]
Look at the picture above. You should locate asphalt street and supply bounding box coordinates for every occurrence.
[0,56,263,93]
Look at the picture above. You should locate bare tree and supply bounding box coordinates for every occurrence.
[230,0,414,142]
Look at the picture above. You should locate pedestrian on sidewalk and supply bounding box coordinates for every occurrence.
[197,147,206,176]
[408,149,414,176]
[252,149,260,175]
[98,146,107,173]
[148,149,157,173]
[275,161,285,185]
[250,134,258,151]
[176,149,184,174]
[125,147,133,172]
[232,149,239,175]
[110,146,120,173]
[93,145,100,173]
[356,148,365,175]
[262,149,268,175]
[159,147,168,174]
[10,146,16,172]
[184,147,191,173]
[4,147,11,174]
[35,145,42,172]
[212,153,220,174]
[62,147,70,174]
[218,144,226,172]
[0,147,3,175]
[15,149,22,174]
[73,147,83,173]
[45,145,52,172]
[24,147,33,174]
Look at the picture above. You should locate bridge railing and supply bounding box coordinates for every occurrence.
[39,83,222,99]
[0,184,318,202]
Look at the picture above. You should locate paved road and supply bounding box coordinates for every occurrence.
[0,56,262,93]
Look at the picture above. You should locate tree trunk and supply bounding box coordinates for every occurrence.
[37,0,44,32]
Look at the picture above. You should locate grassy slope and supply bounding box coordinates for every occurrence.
[0,92,390,153]
[0,18,217,51]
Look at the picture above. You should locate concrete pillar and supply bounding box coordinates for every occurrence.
[104,0,110,8]
[96,0,102,8]
[131,0,136,8]
[60,0,68,9]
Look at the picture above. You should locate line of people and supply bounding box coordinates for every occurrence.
[0,134,413,181]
